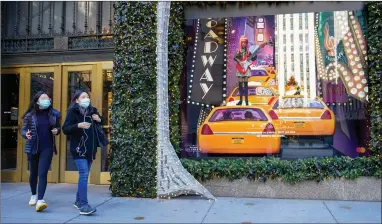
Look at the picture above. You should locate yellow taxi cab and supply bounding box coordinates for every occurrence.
[266,95,335,144]
[226,82,279,107]
[198,106,281,154]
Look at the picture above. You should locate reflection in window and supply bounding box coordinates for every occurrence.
[101,70,112,172]
[68,71,91,106]
[2,2,115,37]
[66,71,92,171]
[31,73,54,101]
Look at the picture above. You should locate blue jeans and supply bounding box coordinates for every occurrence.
[74,159,93,208]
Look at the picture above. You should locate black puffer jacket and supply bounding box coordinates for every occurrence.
[62,104,107,161]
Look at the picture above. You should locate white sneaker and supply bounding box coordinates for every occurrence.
[36,200,48,212]
[29,195,37,206]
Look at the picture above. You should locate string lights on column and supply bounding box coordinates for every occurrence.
[156,1,215,201]
[188,19,200,106]
[222,18,228,105]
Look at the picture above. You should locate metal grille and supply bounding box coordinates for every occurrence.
[1,1,114,53]
[1,36,54,53]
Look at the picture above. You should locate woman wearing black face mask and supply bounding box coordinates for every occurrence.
[21,91,61,212]
[62,89,107,215]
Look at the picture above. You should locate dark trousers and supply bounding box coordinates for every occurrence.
[237,77,249,105]
[29,149,53,200]
[74,159,93,208]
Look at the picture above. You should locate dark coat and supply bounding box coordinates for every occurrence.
[21,108,61,155]
[62,104,108,161]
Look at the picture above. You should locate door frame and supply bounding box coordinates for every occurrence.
[99,62,113,185]
[20,65,62,183]
[1,68,26,182]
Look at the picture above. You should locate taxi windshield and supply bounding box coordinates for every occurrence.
[250,69,268,77]
[209,108,268,122]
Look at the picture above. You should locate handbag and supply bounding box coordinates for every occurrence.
[93,121,109,170]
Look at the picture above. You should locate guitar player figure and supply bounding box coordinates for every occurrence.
[234,35,268,106]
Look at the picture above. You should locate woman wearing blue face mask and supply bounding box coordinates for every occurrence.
[21,91,61,212]
[62,89,103,215]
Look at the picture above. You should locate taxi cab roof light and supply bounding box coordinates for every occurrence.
[263,123,276,135]
[321,110,332,120]
[269,110,278,120]
[201,124,214,135]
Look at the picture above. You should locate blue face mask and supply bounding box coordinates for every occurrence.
[39,99,51,109]
[78,98,90,108]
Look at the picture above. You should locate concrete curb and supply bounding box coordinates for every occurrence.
[202,177,381,201]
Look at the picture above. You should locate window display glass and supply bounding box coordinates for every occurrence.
[180,9,369,159]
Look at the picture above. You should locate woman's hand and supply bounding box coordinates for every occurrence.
[78,122,91,129]
[51,128,58,135]
[26,129,32,140]
[92,114,101,123]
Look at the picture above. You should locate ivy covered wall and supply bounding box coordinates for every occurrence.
[168,2,184,153]
[110,1,184,197]
[110,2,158,197]
[366,2,382,155]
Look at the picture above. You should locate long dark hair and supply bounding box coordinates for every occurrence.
[23,91,50,118]
[68,89,92,110]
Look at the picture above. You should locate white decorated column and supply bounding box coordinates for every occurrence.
[156,1,215,200]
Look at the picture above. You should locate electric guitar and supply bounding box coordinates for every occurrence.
[235,41,273,75]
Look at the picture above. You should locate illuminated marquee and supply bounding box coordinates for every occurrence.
[188,18,227,107]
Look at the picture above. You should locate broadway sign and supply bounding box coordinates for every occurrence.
[190,18,225,106]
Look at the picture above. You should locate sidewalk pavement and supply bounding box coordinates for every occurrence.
[1,183,381,223]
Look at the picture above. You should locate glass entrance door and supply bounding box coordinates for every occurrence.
[21,66,61,183]
[1,68,26,182]
[60,64,97,183]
